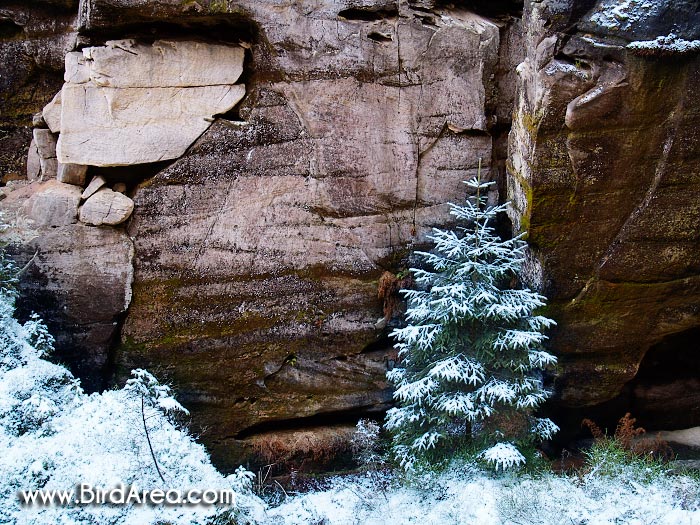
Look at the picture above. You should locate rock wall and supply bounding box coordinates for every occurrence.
[114,1,506,469]
[1,180,134,386]
[508,0,700,417]
[1,0,515,468]
[1,0,699,469]
[0,1,77,183]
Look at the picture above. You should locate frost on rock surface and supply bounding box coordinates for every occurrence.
[0,252,264,525]
[587,0,666,32]
[627,34,700,54]
[385,175,557,471]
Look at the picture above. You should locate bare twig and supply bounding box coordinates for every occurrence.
[142,396,166,483]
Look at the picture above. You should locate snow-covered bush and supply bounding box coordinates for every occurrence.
[479,443,526,472]
[0,251,264,525]
[385,171,558,471]
[350,419,383,469]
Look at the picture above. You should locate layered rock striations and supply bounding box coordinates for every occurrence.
[116,2,504,468]
[0,0,699,468]
[1,0,511,467]
[1,26,247,392]
[57,39,246,166]
[507,0,700,415]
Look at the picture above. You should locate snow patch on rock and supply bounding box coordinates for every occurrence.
[588,0,665,32]
[627,33,700,54]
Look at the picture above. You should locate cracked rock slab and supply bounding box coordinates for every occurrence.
[81,175,107,200]
[79,187,134,225]
[20,179,81,227]
[54,39,246,167]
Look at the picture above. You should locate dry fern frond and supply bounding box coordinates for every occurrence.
[582,413,672,460]
[377,271,413,321]
[581,418,604,441]
[614,413,645,450]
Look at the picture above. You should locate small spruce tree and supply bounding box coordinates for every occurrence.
[385,172,558,471]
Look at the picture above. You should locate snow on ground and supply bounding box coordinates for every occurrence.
[3,255,699,525]
[0,279,265,525]
[265,466,700,525]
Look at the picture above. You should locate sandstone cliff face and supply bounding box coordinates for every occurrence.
[1,0,513,468]
[1,0,699,469]
[116,1,506,468]
[507,0,700,417]
[0,1,77,183]
[1,180,134,386]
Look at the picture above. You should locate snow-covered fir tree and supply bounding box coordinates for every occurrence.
[385,172,558,471]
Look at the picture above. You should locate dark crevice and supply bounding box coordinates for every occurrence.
[100,309,130,392]
[235,404,390,440]
[214,47,254,121]
[548,326,700,454]
[0,17,23,39]
[490,119,513,211]
[338,7,399,22]
[454,128,491,137]
[495,210,514,241]
[79,18,258,47]
[407,4,435,15]
[635,329,700,384]
[489,121,513,138]
[414,14,438,27]
[367,31,393,43]
[90,160,174,194]
[434,0,523,20]
[627,327,700,430]
[553,52,593,73]
[359,332,394,355]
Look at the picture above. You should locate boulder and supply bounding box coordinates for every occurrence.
[57,163,87,186]
[80,188,134,226]
[33,128,58,180]
[42,90,62,133]
[19,180,81,227]
[0,179,134,391]
[55,40,246,166]
[81,175,107,200]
